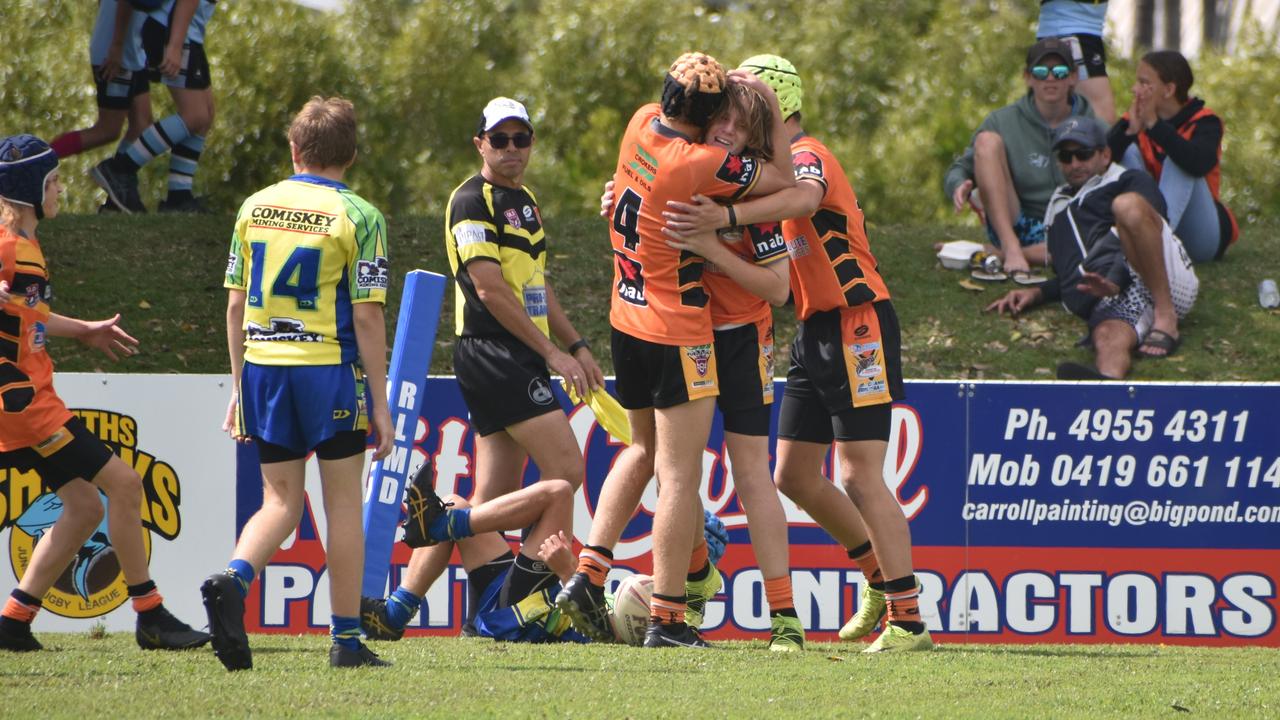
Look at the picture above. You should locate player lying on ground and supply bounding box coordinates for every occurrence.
[361,465,593,643]
[581,82,803,651]
[0,134,208,653]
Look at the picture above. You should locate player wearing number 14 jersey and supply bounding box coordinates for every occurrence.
[211,97,394,670]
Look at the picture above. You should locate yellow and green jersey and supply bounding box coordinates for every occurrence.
[225,174,388,366]
[444,174,548,339]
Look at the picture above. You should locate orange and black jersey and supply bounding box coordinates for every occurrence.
[609,103,763,346]
[0,226,73,452]
[444,174,550,340]
[706,222,787,328]
[782,134,890,320]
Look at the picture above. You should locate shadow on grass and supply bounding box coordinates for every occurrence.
[932,644,1162,659]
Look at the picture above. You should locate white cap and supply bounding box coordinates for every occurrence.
[478,97,533,135]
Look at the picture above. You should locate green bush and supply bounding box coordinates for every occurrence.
[2,0,1275,229]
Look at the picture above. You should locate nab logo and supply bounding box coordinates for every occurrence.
[614,251,646,306]
[333,409,352,420]
[716,154,757,185]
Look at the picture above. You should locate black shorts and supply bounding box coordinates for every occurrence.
[455,335,563,437]
[255,430,367,464]
[714,316,775,437]
[142,18,211,90]
[778,300,904,444]
[0,416,114,492]
[612,328,718,410]
[93,65,150,110]
[1055,32,1108,78]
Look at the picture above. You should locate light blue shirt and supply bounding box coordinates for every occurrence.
[89,0,147,71]
[1037,0,1108,38]
[149,0,218,45]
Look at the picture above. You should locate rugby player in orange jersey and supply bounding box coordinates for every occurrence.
[587,82,804,651]
[663,55,933,653]
[0,134,208,653]
[556,52,796,649]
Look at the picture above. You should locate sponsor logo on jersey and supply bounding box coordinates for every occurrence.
[356,256,389,291]
[749,222,787,258]
[850,342,883,378]
[614,252,646,306]
[246,316,324,343]
[685,344,712,377]
[716,154,758,185]
[792,150,824,183]
[30,321,45,352]
[528,377,553,405]
[4,410,184,619]
[453,223,488,248]
[522,205,534,222]
[248,206,337,234]
[786,234,811,258]
[504,208,522,229]
[24,283,39,308]
[225,251,239,276]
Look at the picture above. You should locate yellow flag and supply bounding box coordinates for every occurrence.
[560,380,632,446]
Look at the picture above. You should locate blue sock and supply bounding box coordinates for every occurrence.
[226,559,255,598]
[167,134,204,199]
[428,507,472,542]
[385,586,422,628]
[122,114,190,171]
[331,615,360,650]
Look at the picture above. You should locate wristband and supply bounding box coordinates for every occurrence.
[726,204,737,228]
[567,338,591,355]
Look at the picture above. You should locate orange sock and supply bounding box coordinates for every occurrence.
[2,595,40,623]
[763,575,795,613]
[650,593,687,625]
[849,543,883,586]
[575,546,612,587]
[687,538,709,576]
[885,584,921,626]
[130,588,164,613]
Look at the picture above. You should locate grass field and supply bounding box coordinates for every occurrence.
[40,212,1280,381]
[2,633,1278,718]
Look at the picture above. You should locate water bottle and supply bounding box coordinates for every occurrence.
[1260,279,1280,309]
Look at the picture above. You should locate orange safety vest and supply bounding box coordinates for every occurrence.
[1135,104,1239,246]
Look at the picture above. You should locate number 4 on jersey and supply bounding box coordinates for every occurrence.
[612,188,643,252]
[248,243,321,310]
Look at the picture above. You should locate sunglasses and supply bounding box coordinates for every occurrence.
[1030,64,1072,81]
[1056,147,1098,163]
[487,132,532,149]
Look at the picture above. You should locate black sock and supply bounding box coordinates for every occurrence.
[165,189,193,203]
[499,552,557,607]
[770,608,799,619]
[846,541,873,560]
[687,562,710,583]
[126,580,157,597]
[10,588,42,608]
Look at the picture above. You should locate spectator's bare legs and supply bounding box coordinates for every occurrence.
[1076,76,1116,124]
[774,439,870,549]
[1093,319,1137,379]
[1113,192,1180,350]
[725,431,790,580]
[973,131,1030,274]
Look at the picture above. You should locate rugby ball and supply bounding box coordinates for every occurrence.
[610,573,654,646]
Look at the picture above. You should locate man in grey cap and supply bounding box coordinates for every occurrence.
[944,38,1097,281]
[986,116,1199,380]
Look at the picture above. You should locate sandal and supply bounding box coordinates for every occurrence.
[1138,329,1181,359]
[1010,269,1046,285]
[1056,362,1114,381]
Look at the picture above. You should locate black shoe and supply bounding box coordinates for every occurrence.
[158,194,211,214]
[359,597,405,641]
[554,572,614,642]
[97,201,120,214]
[643,622,710,649]
[330,640,391,668]
[0,618,42,652]
[200,572,252,671]
[1056,361,1113,381]
[136,604,211,650]
[402,462,448,549]
[90,160,146,214]
[459,620,480,638]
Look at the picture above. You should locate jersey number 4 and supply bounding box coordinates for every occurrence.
[611,188,644,252]
[247,243,321,310]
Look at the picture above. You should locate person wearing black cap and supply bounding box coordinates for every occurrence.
[0,134,209,653]
[986,117,1199,380]
[944,38,1098,281]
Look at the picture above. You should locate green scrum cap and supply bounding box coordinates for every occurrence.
[738,54,802,119]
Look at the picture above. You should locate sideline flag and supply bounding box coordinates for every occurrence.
[361,270,446,597]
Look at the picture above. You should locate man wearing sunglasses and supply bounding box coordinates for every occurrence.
[364,97,604,638]
[944,38,1098,281]
[986,117,1198,380]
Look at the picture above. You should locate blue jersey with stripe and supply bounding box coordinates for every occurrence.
[149,0,217,44]
[225,175,388,366]
[90,0,147,70]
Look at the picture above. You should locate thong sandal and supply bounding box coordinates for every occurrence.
[1010,269,1047,285]
[1138,329,1181,359]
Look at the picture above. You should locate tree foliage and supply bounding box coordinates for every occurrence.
[2,0,1275,226]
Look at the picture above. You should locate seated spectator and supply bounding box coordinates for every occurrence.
[1037,0,1116,122]
[1108,50,1238,263]
[944,38,1097,280]
[986,118,1199,380]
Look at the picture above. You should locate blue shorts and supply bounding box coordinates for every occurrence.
[237,362,368,455]
[986,212,1047,249]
